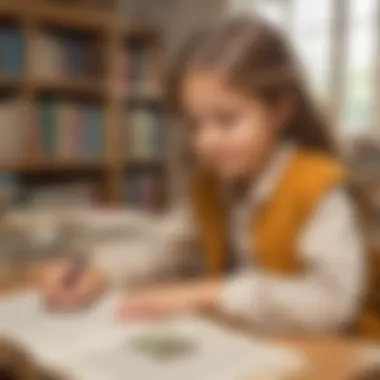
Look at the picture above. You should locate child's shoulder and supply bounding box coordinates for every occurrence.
[294,148,343,171]
[281,148,347,207]
[291,148,346,183]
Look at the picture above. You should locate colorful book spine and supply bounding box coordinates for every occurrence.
[66,37,85,77]
[33,32,103,79]
[0,100,25,162]
[83,106,103,157]
[125,173,139,207]
[33,33,64,79]
[148,111,163,156]
[39,101,57,156]
[57,102,74,159]
[0,28,25,77]
[0,171,18,205]
[140,171,157,211]
[129,108,163,159]
[75,104,86,158]
[39,102,103,159]
[124,171,160,211]
[129,44,148,85]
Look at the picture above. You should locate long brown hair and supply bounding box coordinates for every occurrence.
[167,16,336,155]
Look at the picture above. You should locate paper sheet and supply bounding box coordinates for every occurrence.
[0,291,127,366]
[0,290,307,380]
[360,344,380,368]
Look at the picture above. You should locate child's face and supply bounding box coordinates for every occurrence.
[181,70,286,179]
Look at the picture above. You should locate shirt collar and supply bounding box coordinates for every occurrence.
[250,142,296,205]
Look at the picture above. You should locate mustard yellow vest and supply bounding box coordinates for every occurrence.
[191,149,380,340]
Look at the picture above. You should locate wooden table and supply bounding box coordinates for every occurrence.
[1,267,379,380]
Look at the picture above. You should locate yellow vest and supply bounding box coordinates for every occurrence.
[191,149,380,340]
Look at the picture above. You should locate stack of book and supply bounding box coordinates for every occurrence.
[22,181,97,208]
[0,99,27,163]
[0,27,25,77]
[128,107,163,159]
[124,170,162,211]
[38,101,103,159]
[33,32,101,79]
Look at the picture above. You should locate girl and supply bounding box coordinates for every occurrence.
[42,16,377,337]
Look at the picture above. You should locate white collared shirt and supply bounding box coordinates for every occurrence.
[219,144,364,333]
[93,144,365,333]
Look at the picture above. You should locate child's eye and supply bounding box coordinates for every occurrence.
[185,117,200,133]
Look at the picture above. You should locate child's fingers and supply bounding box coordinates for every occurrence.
[76,269,105,304]
[43,268,104,310]
[118,296,180,322]
[117,297,165,321]
[45,287,80,309]
[40,264,70,294]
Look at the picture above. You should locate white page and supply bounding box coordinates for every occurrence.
[0,290,307,380]
[0,290,130,366]
[360,344,380,368]
[69,315,307,380]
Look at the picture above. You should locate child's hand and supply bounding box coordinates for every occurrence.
[41,263,106,310]
[117,280,221,321]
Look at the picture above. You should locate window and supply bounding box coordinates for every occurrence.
[255,0,289,26]
[291,0,332,100]
[230,0,289,27]
[341,0,378,137]
[229,0,380,141]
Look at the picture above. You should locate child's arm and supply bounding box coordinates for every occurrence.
[219,187,364,333]
[41,204,198,310]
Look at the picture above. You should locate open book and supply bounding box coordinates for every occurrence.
[0,290,306,380]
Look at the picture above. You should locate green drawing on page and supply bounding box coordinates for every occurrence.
[129,331,196,360]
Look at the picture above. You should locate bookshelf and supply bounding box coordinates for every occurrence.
[0,0,167,211]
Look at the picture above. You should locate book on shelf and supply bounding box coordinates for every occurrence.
[0,172,19,205]
[0,99,27,163]
[128,42,150,86]
[128,107,163,159]
[0,27,25,78]
[124,170,162,211]
[110,48,129,95]
[110,42,151,91]
[33,33,63,80]
[33,32,101,80]
[38,101,104,160]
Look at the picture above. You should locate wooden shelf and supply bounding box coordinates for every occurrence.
[126,85,163,103]
[126,157,165,168]
[28,77,106,97]
[37,4,114,32]
[0,3,157,38]
[29,159,106,171]
[0,159,106,172]
[0,2,116,31]
[0,75,22,90]
[0,161,28,171]
[0,75,106,97]
[121,25,159,39]
[0,1,166,208]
